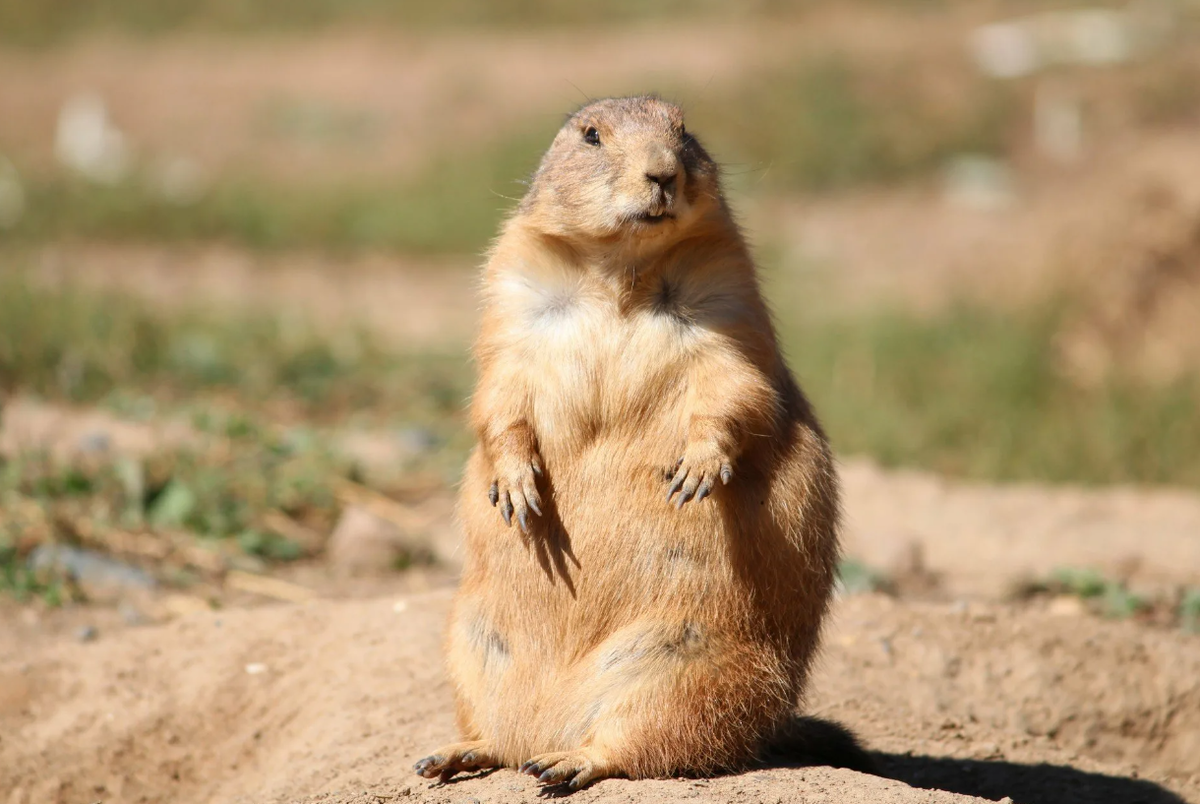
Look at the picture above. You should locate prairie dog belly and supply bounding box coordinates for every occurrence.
[453,447,759,758]
[460,430,735,601]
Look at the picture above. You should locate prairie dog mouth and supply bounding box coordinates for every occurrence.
[634,211,675,224]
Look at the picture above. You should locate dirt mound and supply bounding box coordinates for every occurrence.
[841,459,1200,600]
[2,590,1197,804]
[1056,185,1200,386]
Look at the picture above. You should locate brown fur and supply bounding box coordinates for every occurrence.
[413,96,842,790]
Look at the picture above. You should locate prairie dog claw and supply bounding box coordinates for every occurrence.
[667,443,732,508]
[490,455,545,532]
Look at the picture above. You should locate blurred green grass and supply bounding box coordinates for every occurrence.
[0,274,472,429]
[10,127,550,255]
[695,57,1014,192]
[8,57,1013,253]
[0,431,343,554]
[0,0,952,46]
[785,304,1200,488]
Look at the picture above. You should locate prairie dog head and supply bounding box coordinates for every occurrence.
[520,96,721,247]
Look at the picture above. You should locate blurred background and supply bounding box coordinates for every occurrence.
[1,0,1199,625]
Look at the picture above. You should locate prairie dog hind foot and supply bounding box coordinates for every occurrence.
[520,747,620,791]
[413,740,501,782]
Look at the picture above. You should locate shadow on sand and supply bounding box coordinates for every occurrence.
[430,715,1185,802]
[868,752,1186,804]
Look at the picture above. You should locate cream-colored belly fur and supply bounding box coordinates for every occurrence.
[449,293,808,765]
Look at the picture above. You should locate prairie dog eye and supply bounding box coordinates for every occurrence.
[583,126,601,146]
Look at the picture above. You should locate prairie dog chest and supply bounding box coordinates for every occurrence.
[491,267,697,436]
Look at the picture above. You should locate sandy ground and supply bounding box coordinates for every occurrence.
[841,459,1200,600]
[2,588,1198,804]
[4,395,1200,803]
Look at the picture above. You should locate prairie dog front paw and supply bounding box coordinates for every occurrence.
[666,441,732,508]
[488,432,545,532]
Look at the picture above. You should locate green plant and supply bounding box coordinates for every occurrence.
[0,542,69,606]
[1181,588,1200,634]
[836,558,891,595]
[1052,567,1108,599]
[782,303,1200,489]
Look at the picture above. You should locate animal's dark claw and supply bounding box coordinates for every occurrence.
[720,463,733,484]
[666,469,686,501]
[501,494,514,527]
[488,483,499,506]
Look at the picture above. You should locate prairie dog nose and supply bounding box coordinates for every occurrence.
[646,169,677,193]
[644,146,681,192]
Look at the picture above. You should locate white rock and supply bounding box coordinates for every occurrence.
[942,155,1017,212]
[971,22,1040,79]
[55,92,131,184]
[1034,85,1085,164]
[970,7,1148,79]
[327,505,418,575]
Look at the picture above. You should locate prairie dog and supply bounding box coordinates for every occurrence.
[415,96,847,790]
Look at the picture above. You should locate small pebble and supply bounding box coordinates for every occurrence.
[970,608,997,623]
[245,663,268,675]
[119,601,148,626]
[1048,595,1086,617]
[393,599,409,613]
[77,431,112,453]
[395,426,438,455]
[76,625,98,643]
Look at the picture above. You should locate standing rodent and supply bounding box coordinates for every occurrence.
[414,96,864,790]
